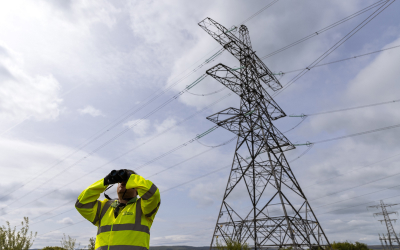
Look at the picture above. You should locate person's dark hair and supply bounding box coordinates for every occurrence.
[126,169,137,175]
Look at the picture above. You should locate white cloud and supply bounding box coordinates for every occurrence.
[0,0,398,247]
[57,217,73,225]
[78,105,105,117]
[123,119,150,136]
[154,117,177,133]
[0,42,62,122]
[189,178,227,207]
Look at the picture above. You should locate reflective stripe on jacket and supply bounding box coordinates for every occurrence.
[75,174,161,250]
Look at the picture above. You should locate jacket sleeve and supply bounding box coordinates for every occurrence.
[75,179,108,226]
[126,174,161,223]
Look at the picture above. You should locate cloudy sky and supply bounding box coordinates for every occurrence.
[0,0,400,248]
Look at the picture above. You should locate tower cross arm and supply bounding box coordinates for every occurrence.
[198,17,282,91]
[374,211,399,216]
[206,63,286,120]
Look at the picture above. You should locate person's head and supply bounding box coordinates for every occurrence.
[117,181,137,203]
[116,169,137,203]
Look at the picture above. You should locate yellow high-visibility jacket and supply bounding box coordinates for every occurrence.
[75,174,161,250]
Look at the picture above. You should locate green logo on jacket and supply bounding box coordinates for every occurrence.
[122,211,133,216]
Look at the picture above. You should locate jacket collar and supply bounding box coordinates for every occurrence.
[111,197,138,208]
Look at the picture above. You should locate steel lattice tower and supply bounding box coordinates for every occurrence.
[199,18,330,250]
[369,200,400,250]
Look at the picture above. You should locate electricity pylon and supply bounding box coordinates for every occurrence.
[199,17,330,250]
[369,200,400,250]
[379,233,388,250]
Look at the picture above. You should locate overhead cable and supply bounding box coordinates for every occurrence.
[134,125,220,171]
[239,0,280,25]
[0,94,233,215]
[282,117,308,133]
[317,192,400,216]
[37,184,400,237]
[9,1,390,206]
[313,182,400,211]
[0,58,219,204]
[260,0,387,60]
[289,98,400,117]
[303,151,400,190]
[25,145,226,228]
[35,162,227,237]
[288,144,314,163]
[196,136,236,148]
[284,98,400,133]
[283,44,400,74]
[273,0,395,97]
[0,74,209,209]
[309,167,400,202]
[311,122,400,145]
[24,137,347,229]
[5,0,365,205]
[291,121,400,149]
[186,87,226,96]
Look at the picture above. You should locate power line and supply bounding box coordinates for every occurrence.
[273,0,395,97]
[282,117,307,133]
[38,219,86,237]
[3,0,368,208]
[283,97,400,140]
[88,93,232,171]
[317,192,400,216]
[313,183,400,211]
[24,1,388,236]
[0,61,218,204]
[195,136,236,148]
[303,98,400,117]
[288,144,314,163]
[291,121,400,147]
[33,139,400,236]
[13,2,400,234]
[283,95,400,135]
[309,168,400,202]
[37,183,400,238]
[28,83,400,230]
[26,136,391,230]
[133,125,220,171]
[186,87,226,96]
[303,151,400,190]
[0,94,233,215]
[0,73,217,209]
[34,162,228,237]
[25,146,226,228]
[283,44,400,74]
[311,122,400,144]
[23,82,374,219]
[239,0,280,25]
[260,0,387,60]
[0,0,286,208]
[28,133,310,228]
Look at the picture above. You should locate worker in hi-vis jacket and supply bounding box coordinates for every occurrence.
[75,169,161,250]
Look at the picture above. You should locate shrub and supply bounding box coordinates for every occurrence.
[87,237,95,250]
[0,217,37,250]
[41,247,66,250]
[331,241,369,250]
[215,237,250,250]
[60,233,81,250]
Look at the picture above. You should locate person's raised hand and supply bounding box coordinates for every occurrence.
[104,170,119,185]
[118,169,132,182]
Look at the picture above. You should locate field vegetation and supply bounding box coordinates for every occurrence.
[0,218,373,250]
